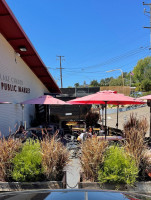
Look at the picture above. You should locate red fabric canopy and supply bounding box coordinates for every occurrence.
[21,95,68,105]
[139,95,151,100]
[0,102,11,104]
[67,90,144,105]
[67,90,144,137]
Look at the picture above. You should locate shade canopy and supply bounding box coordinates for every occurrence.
[67,90,145,134]
[67,90,144,105]
[139,95,151,137]
[139,95,151,100]
[21,95,68,105]
[0,102,11,104]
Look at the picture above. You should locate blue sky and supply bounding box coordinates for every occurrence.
[6,0,151,88]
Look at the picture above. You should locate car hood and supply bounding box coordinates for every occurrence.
[0,189,150,200]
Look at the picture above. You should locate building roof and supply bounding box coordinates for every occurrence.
[0,0,61,94]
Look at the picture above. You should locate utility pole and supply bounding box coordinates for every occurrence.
[56,56,65,88]
[143,2,151,49]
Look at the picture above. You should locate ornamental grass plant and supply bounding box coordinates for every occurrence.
[80,137,108,182]
[123,114,148,166]
[41,137,70,181]
[0,137,22,181]
[140,149,151,180]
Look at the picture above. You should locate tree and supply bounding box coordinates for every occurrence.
[133,57,151,83]
[85,111,99,127]
[109,77,123,86]
[74,83,80,88]
[90,80,100,87]
[144,67,151,80]
[100,79,105,86]
[141,79,151,92]
[105,77,113,86]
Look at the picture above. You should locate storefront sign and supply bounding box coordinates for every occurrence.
[0,74,30,93]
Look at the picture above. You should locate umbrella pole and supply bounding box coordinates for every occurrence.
[102,105,104,126]
[49,105,51,124]
[147,100,151,137]
[21,104,24,126]
[116,105,119,129]
[46,105,47,123]
[105,102,107,139]
[150,104,151,137]
[99,105,101,123]
[79,105,80,121]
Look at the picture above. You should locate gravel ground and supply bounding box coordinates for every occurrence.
[106,105,150,137]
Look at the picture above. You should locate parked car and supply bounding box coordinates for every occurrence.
[0,189,150,200]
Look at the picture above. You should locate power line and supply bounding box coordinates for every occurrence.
[64,45,148,72]
[82,46,149,70]
[63,46,149,75]
[64,33,149,70]
[63,50,150,82]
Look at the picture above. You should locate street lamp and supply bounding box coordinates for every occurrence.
[106,69,124,86]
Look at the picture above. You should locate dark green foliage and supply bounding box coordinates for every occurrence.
[133,57,151,82]
[74,83,80,87]
[12,140,43,182]
[90,80,100,87]
[85,111,99,127]
[141,79,151,92]
[109,77,123,86]
[98,146,139,185]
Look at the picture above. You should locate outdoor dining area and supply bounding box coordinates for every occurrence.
[1,89,151,188]
[5,90,150,145]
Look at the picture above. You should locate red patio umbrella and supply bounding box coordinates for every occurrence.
[21,95,69,105]
[139,95,151,137]
[67,90,143,105]
[0,102,11,104]
[20,95,69,125]
[139,95,151,101]
[68,90,144,137]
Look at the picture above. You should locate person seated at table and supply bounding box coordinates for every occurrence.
[98,125,105,136]
[77,130,87,142]
[87,127,93,138]
[15,125,31,142]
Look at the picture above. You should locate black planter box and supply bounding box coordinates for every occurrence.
[78,173,151,194]
[0,171,66,191]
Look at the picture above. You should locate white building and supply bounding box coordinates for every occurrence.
[0,0,60,136]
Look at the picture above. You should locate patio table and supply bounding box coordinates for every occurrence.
[97,135,123,141]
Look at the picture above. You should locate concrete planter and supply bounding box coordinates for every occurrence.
[0,171,66,191]
[78,181,151,194]
[79,174,151,194]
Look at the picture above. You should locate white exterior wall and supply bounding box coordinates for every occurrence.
[0,33,50,136]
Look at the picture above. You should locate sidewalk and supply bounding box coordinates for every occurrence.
[65,158,81,189]
[107,106,150,137]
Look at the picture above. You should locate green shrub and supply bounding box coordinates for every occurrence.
[98,145,139,185]
[12,140,43,182]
